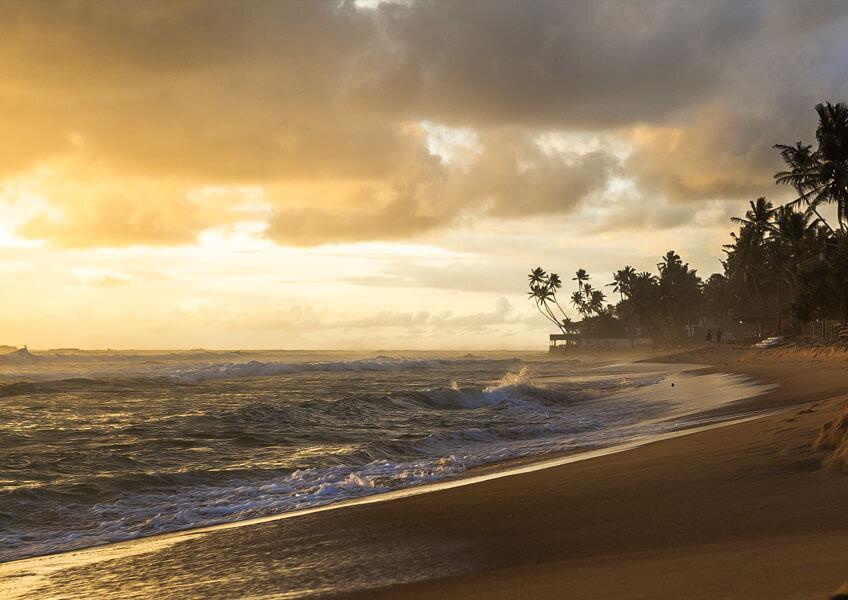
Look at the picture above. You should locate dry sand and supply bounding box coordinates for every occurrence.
[4,346,848,599]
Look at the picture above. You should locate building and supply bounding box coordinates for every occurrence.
[549,320,652,352]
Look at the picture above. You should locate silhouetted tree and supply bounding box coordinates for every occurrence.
[775,102,848,232]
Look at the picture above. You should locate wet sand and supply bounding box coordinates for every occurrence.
[4,346,848,599]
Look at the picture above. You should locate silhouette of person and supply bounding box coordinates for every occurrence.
[705,329,712,345]
[716,328,722,344]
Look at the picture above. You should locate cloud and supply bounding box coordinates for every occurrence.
[339,297,518,330]
[2,0,848,247]
[213,297,519,334]
[625,108,770,202]
[345,264,519,294]
[12,165,248,248]
[0,1,767,176]
[350,0,764,127]
[266,130,618,244]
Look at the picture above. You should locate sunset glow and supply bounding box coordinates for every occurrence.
[2,1,847,349]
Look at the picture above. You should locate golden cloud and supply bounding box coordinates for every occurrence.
[0,1,845,247]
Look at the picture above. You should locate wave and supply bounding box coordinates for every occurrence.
[0,354,525,386]
[171,356,521,382]
[0,454,474,563]
[0,348,244,364]
[1,360,699,565]
[397,367,569,409]
[0,376,179,397]
[0,347,41,365]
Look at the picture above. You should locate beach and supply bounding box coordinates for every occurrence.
[3,346,848,599]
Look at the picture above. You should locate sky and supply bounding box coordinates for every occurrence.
[2,0,848,350]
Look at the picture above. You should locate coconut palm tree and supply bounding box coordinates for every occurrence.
[573,269,589,291]
[528,266,547,287]
[775,102,848,232]
[528,267,559,330]
[546,272,572,322]
[730,197,775,236]
[528,267,575,333]
[768,207,816,308]
[570,290,586,317]
[609,265,636,300]
[528,281,560,329]
[655,250,703,341]
[589,289,606,315]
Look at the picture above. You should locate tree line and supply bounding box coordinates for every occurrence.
[529,101,848,344]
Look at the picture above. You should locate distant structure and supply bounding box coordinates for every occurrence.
[549,321,652,352]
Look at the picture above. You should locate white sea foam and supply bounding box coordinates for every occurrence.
[0,455,474,562]
[412,367,566,409]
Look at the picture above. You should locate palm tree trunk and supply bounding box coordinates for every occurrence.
[542,301,561,327]
[535,301,561,331]
[552,299,570,322]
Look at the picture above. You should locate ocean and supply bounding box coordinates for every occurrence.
[0,348,771,564]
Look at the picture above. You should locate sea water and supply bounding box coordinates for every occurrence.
[0,348,770,563]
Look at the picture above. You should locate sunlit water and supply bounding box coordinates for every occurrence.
[0,348,771,564]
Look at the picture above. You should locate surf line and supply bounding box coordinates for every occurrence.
[0,406,782,578]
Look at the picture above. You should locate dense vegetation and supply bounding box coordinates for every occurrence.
[529,101,848,344]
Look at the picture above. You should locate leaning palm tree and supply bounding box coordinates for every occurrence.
[528,267,572,333]
[528,282,560,329]
[775,102,848,232]
[546,272,572,322]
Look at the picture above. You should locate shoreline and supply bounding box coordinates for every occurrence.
[3,347,848,598]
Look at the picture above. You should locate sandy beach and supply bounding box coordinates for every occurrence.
[4,346,848,599]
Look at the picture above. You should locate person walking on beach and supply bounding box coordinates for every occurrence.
[705,329,712,345]
[716,328,722,344]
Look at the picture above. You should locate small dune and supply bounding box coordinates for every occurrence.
[831,579,848,599]
[745,346,848,362]
[814,403,848,472]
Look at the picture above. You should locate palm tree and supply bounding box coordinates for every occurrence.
[589,289,606,315]
[528,266,547,287]
[723,224,768,311]
[528,267,575,334]
[528,267,559,330]
[730,197,775,236]
[570,290,586,317]
[528,282,559,329]
[546,272,572,322]
[573,269,589,291]
[775,102,848,232]
[771,205,818,251]
[608,265,636,300]
[656,250,703,341]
